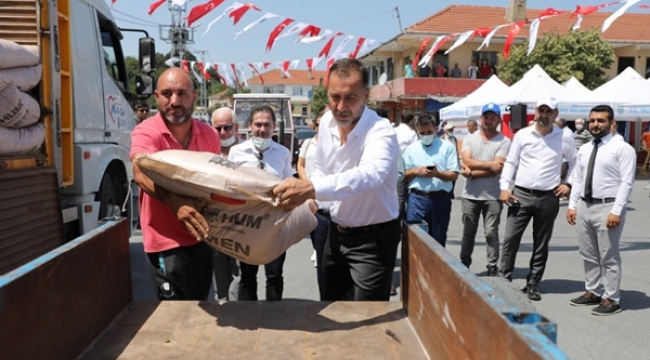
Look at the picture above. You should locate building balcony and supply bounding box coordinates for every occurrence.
[369,77,486,102]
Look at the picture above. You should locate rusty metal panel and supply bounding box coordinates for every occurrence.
[403,225,567,360]
[0,167,64,275]
[0,219,131,360]
[0,0,39,45]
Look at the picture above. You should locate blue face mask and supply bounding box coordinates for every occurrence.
[252,136,273,151]
[420,134,435,146]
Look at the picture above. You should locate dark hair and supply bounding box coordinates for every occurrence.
[590,105,614,121]
[135,101,150,111]
[467,119,477,126]
[556,118,567,127]
[416,114,438,128]
[328,58,369,88]
[401,110,414,124]
[248,104,277,124]
[375,108,389,118]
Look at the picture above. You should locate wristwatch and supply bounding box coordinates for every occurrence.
[469,170,474,179]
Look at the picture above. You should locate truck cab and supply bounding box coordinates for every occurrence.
[232,94,295,155]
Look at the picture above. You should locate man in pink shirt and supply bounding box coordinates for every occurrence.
[131,68,221,300]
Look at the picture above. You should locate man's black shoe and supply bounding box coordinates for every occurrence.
[486,266,498,277]
[570,291,601,306]
[266,285,280,301]
[591,298,622,316]
[522,281,541,301]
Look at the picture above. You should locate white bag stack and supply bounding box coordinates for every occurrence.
[136,150,318,265]
[0,39,43,156]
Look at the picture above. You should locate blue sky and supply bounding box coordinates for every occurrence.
[108,0,645,69]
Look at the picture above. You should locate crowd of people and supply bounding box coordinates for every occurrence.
[130,58,637,317]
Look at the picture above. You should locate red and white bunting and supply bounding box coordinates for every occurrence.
[603,0,641,32]
[297,25,322,42]
[203,62,212,80]
[230,2,261,25]
[349,37,366,59]
[276,61,292,78]
[182,60,190,73]
[165,57,181,67]
[445,30,473,54]
[503,21,525,59]
[186,0,226,28]
[419,34,455,67]
[266,18,294,52]
[204,3,238,35]
[300,29,332,44]
[413,38,432,69]
[148,0,166,15]
[235,12,278,39]
[306,57,323,72]
[290,59,300,69]
[230,64,243,88]
[111,0,117,6]
[477,24,510,51]
[359,39,377,54]
[528,8,566,56]
[318,32,343,59]
[237,64,249,88]
[215,64,235,87]
[329,35,355,60]
[248,63,265,84]
[190,61,204,83]
[276,22,309,41]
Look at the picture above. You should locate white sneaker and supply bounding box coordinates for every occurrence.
[310,250,316,262]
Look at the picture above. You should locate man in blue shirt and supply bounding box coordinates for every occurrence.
[403,114,460,246]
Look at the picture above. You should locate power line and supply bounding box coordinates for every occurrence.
[113,16,160,29]
[112,8,163,26]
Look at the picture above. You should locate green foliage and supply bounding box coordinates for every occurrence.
[310,85,328,118]
[496,28,615,89]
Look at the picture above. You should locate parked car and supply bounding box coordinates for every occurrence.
[292,126,317,166]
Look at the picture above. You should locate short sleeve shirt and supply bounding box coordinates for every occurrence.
[461,132,511,200]
[130,113,221,253]
[298,137,318,179]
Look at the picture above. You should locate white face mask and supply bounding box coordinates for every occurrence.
[420,135,435,146]
[575,124,584,131]
[221,135,236,147]
[252,136,273,151]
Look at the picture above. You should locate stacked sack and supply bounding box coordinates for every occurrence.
[0,39,45,156]
[136,150,318,265]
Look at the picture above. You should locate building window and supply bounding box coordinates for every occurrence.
[263,86,273,94]
[472,51,498,79]
[292,86,303,96]
[413,107,421,117]
[302,106,308,115]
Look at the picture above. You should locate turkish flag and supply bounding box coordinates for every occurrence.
[471,27,493,40]
[349,37,366,59]
[186,0,226,27]
[538,7,566,19]
[213,64,228,85]
[266,18,294,52]
[297,25,321,41]
[503,21,525,59]
[230,3,261,25]
[318,32,343,59]
[148,0,167,15]
[412,38,432,69]
[181,60,190,73]
[571,2,621,17]
[111,0,117,5]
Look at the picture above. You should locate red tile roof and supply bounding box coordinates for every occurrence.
[247,69,328,85]
[407,5,650,42]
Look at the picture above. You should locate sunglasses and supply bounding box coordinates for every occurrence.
[137,109,149,113]
[215,125,234,132]
[255,151,264,169]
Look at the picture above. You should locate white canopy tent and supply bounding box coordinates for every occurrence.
[562,77,592,97]
[439,75,509,121]
[591,67,650,120]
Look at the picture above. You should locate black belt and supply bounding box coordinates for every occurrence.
[316,209,331,219]
[335,218,399,236]
[582,197,616,204]
[411,189,449,198]
[515,186,555,196]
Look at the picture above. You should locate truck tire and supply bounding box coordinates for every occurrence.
[97,173,119,220]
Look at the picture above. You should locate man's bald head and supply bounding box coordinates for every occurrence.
[211,107,235,125]
[157,67,195,92]
[155,67,197,125]
[211,107,238,143]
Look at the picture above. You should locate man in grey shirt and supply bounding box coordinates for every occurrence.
[459,103,511,276]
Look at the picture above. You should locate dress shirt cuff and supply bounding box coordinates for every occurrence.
[499,180,512,191]
[610,203,624,216]
[311,176,335,201]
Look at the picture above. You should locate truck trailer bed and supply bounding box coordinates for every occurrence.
[79,301,427,359]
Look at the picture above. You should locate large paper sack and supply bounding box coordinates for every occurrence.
[0,40,39,69]
[0,64,42,91]
[0,78,40,128]
[0,122,45,155]
[136,150,317,265]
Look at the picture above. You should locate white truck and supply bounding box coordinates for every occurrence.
[0,0,155,274]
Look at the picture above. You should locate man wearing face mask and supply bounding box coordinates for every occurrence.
[573,118,593,150]
[499,98,576,301]
[403,114,459,247]
[209,107,243,301]
[271,58,401,301]
[228,104,294,301]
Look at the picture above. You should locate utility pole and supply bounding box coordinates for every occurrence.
[194,50,208,111]
[506,0,527,22]
[159,0,195,60]
[392,7,403,33]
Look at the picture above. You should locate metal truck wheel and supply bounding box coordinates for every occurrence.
[97,173,120,220]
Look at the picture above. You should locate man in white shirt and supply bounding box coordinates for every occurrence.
[555,118,576,188]
[210,107,243,301]
[499,97,576,301]
[395,110,419,152]
[566,105,635,316]
[272,58,401,301]
[228,104,294,302]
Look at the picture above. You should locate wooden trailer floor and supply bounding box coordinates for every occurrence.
[78,301,428,360]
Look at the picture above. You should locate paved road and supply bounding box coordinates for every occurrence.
[129,178,650,360]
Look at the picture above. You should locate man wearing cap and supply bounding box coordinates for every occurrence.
[499,97,576,301]
[459,103,511,276]
[403,114,459,247]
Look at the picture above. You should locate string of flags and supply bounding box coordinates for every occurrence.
[109,0,650,81]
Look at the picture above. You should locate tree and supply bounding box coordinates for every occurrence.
[310,85,328,117]
[496,28,615,89]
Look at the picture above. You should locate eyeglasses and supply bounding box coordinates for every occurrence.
[137,109,149,113]
[215,125,234,132]
[255,151,264,170]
